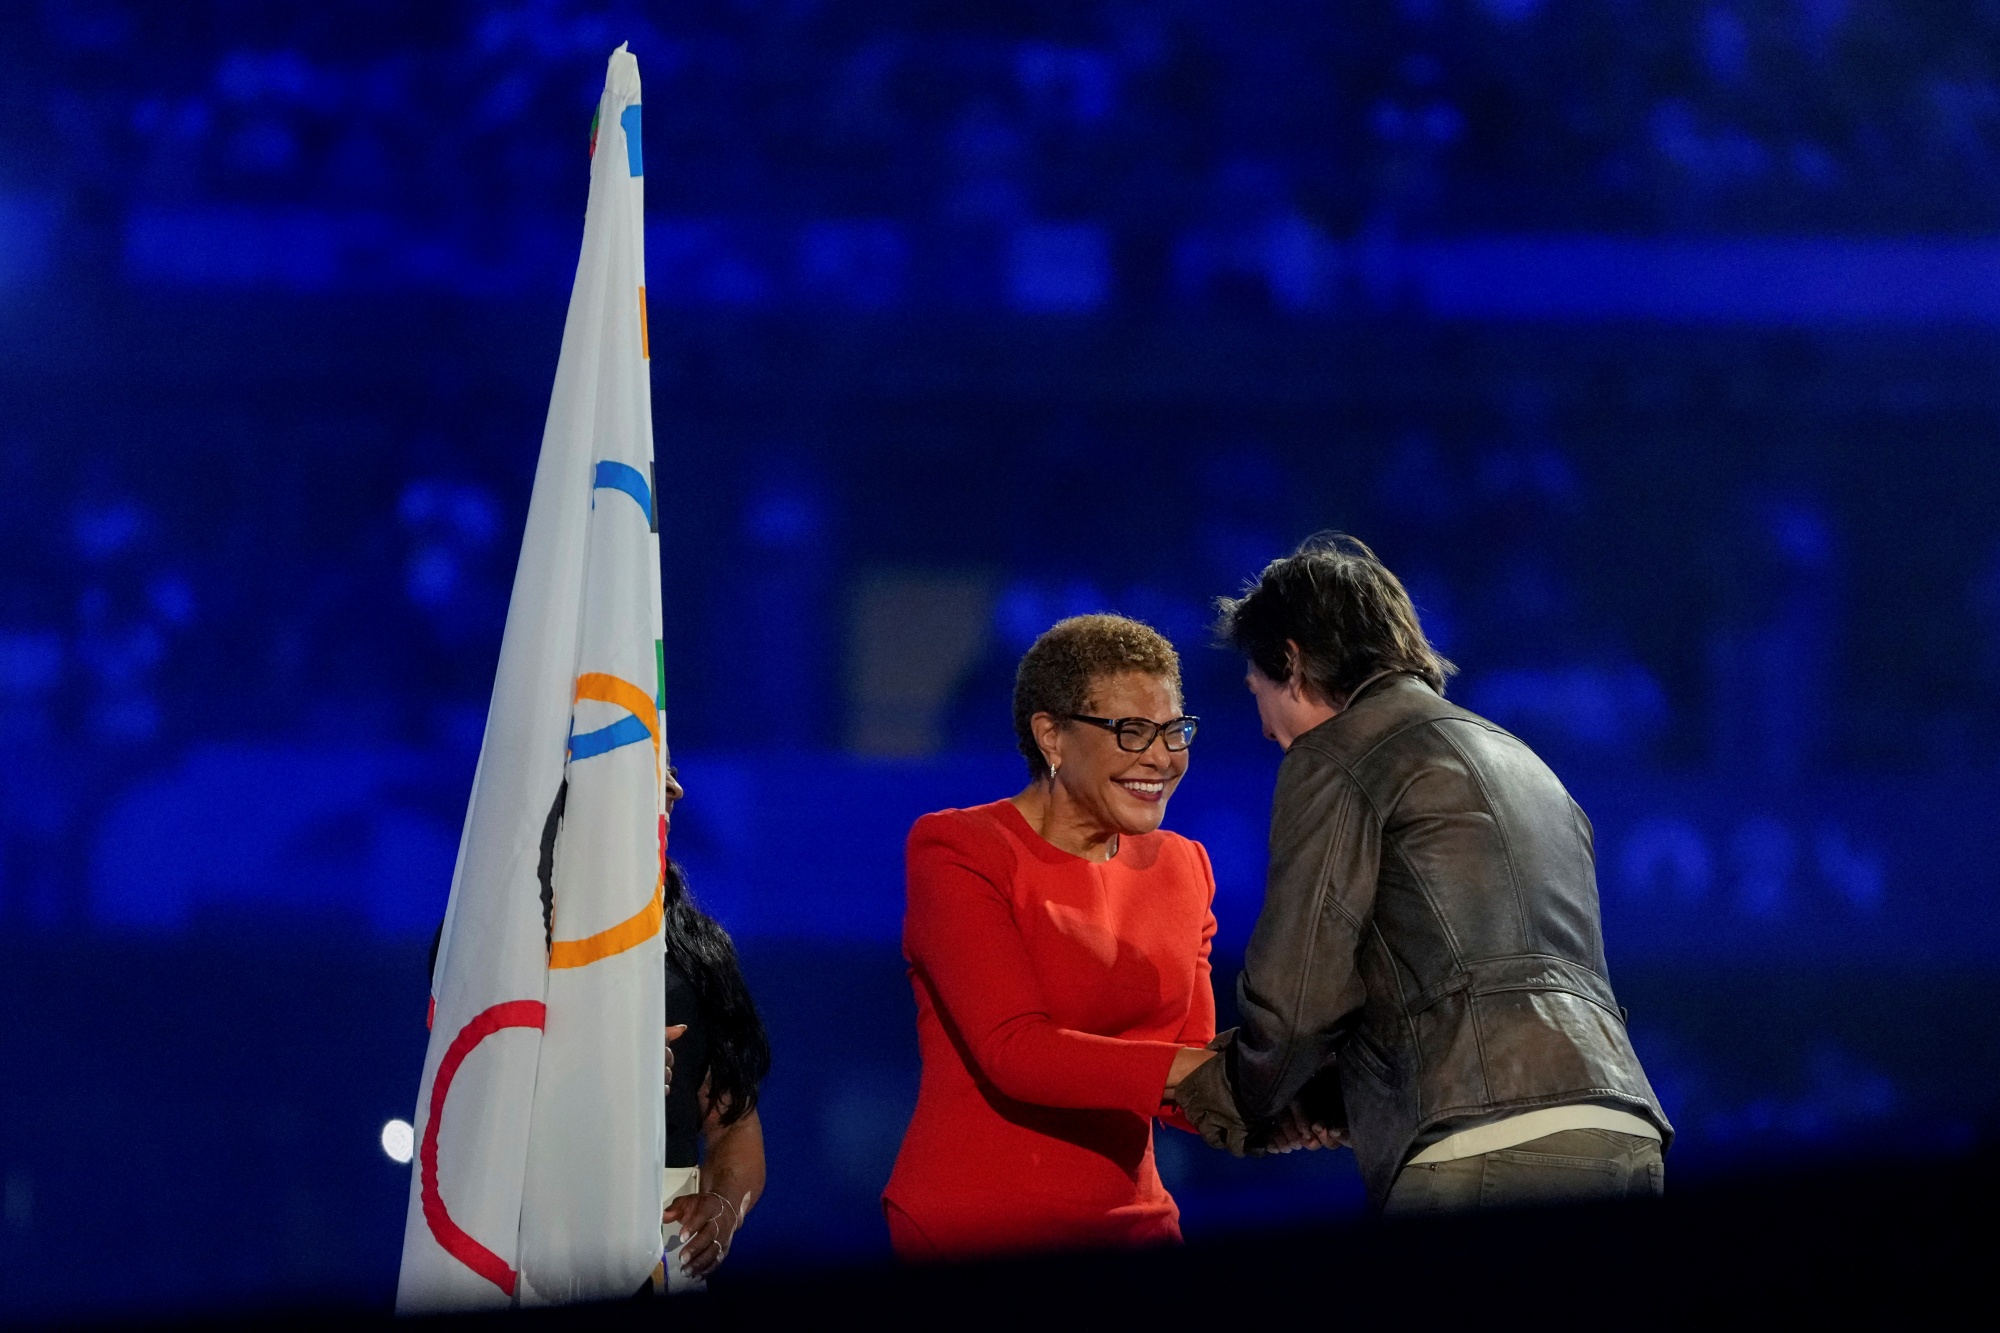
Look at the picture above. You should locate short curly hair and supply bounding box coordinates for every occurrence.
[1012,614,1183,779]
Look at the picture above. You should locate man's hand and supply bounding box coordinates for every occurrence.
[1257,1099,1346,1155]
[663,1024,686,1099]
[662,1191,740,1280]
[1172,1030,1257,1155]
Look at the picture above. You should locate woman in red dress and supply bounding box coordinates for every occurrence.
[882,614,1221,1260]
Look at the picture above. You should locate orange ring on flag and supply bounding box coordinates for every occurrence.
[548,867,664,970]
[550,672,664,969]
[573,672,660,763]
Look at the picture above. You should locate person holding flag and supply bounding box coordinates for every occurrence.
[423,764,772,1294]
[654,767,769,1290]
[395,44,750,1310]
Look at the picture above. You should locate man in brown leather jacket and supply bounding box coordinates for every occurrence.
[1172,535,1671,1214]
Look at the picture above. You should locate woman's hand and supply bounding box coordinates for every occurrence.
[662,1191,740,1280]
[686,1106,763,1280]
[1164,1045,1217,1101]
[663,1024,686,1099]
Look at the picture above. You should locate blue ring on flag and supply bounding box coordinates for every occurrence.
[621,104,643,176]
[569,713,652,762]
[592,461,652,522]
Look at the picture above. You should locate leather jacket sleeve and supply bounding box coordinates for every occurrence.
[1231,741,1377,1125]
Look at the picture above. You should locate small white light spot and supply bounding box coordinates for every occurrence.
[381,1118,415,1165]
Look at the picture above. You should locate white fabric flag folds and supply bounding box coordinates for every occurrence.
[396,44,665,1312]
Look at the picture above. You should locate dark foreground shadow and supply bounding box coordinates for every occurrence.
[85,1149,2000,1330]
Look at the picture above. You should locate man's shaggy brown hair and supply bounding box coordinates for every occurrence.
[1012,614,1183,779]
[1213,532,1456,704]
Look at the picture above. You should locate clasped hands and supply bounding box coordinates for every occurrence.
[1166,1036,1344,1157]
[1258,1099,1345,1155]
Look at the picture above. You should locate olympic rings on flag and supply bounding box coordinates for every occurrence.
[420,999,547,1296]
[547,672,664,970]
[568,672,659,764]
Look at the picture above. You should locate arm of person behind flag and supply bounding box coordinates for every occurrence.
[663,1087,764,1281]
[663,1023,685,1099]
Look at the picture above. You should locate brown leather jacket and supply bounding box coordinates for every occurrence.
[1176,672,1670,1206]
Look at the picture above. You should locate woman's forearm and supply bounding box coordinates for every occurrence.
[967,1015,1187,1112]
[699,1107,766,1221]
[1165,1045,1217,1099]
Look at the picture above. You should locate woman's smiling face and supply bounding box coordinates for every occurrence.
[1040,670,1189,840]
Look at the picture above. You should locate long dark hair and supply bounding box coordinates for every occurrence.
[663,859,770,1126]
[431,794,770,1128]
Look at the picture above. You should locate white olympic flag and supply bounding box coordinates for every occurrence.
[395,44,666,1312]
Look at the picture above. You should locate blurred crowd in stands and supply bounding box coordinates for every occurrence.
[8,1,2000,305]
[4,1,2000,929]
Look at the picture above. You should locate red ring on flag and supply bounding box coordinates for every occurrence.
[419,999,547,1296]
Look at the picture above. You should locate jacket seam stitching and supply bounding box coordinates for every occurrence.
[1385,812,1468,968]
[1568,801,1597,892]
[1289,682,1510,771]
[1295,714,1431,771]
[1296,750,1381,933]
[1368,919,1425,1118]
[1305,734,1432,1116]
[1431,721,1533,946]
[1416,1089,1660,1121]
[1465,974,1493,1106]
[1407,953,1615,1010]
[1462,983,1625,1017]
[1262,756,1363,1111]
[1311,721,1467,966]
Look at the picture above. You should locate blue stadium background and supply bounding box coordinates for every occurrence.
[3,0,2000,1320]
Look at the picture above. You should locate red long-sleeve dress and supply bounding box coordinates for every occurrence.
[881,800,1218,1260]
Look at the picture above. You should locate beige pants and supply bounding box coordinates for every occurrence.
[1384,1128,1665,1217]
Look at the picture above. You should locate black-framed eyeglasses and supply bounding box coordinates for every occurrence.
[1063,714,1200,753]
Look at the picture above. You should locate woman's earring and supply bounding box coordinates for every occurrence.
[1048,763,1060,786]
